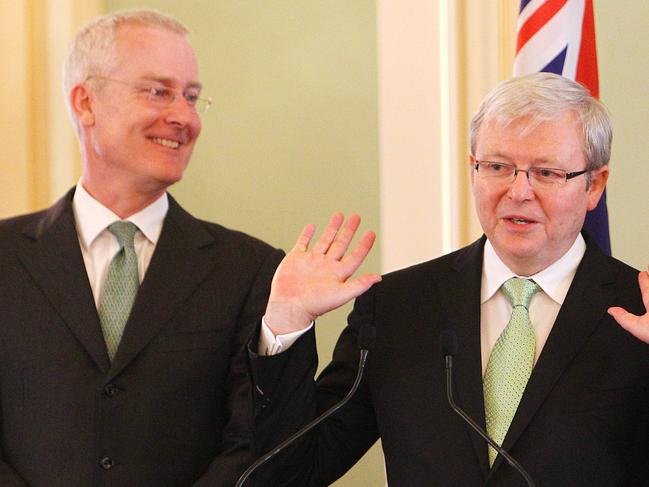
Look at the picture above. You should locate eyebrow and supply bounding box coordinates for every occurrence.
[141,75,202,91]
[480,152,561,167]
[478,152,514,162]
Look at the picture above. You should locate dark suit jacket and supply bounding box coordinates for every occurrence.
[0,189,284,487]
[250,236,649,486]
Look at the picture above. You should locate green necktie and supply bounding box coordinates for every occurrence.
[98,221,140,361]
[483,277,540,466]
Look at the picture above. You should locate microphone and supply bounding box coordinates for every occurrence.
[440,330,536,487]
[235,324,376,487]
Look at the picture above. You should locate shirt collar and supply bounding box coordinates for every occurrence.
[72,181,169,250]
[481,234,586,305]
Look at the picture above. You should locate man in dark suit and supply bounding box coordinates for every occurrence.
[250,73,649,486]
[0,9,285,486]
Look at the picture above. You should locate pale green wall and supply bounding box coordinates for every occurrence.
[595,1,649,269]
[104,1,384,485]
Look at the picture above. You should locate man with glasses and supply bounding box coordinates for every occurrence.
[0,9,285,486]
[250,73,649,485]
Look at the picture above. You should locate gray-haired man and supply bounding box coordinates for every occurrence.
[251,73,649,486]
[0,9,284,486]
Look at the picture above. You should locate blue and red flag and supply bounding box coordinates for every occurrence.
[513,0,611,255]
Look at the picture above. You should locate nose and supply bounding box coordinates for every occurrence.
[164,94,199,128]
[507,169,535,201]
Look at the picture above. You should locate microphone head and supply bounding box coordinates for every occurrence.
[440,330,458,357]
[357,325,376,351]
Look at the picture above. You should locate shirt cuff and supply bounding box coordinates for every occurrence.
[258,317,314,356]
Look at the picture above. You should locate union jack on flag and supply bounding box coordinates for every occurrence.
[513,0,611,255]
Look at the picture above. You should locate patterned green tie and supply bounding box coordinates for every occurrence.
[483,277,540,466]
[98,221,140,361]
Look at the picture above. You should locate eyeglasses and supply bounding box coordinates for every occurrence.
[473,161,588,189]
[86,76,212,114]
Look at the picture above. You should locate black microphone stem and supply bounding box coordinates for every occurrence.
[445,355,536,487]
[235,349,370,487]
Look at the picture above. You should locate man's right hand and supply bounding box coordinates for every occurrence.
[264,213,381,336]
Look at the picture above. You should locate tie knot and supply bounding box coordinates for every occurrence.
[502,277,540,309]
[108,221,138,249]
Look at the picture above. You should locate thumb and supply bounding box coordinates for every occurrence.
[608,306,636,329]
[608,307,649,343]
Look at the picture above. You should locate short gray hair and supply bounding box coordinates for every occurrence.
[469,72,612,172]
[63,8,189,130]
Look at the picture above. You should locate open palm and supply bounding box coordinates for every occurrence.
[265,213,381,335]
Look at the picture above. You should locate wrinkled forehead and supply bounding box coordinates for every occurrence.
[479,110,583,144]
[490,107,579,131]
[474,112,587,166]
[110,24,199,83]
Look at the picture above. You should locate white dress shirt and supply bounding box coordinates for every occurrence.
[480,235,586,375]
[259,319,314,355]
[72,182,168,308]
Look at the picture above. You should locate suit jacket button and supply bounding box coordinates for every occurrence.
[99,456,115,470]
[103,384,120,397]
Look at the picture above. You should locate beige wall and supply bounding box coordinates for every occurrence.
[0,1,32,215]
[0,1,99,217]
[595,0,649,270]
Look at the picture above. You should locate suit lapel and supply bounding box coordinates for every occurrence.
[17,189,110,373]
[445,237,491,478]
[489,240,617,475]
[107,196,218,381]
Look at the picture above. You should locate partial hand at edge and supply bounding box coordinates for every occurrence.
[608,268,649,344]
[264,213,381,336]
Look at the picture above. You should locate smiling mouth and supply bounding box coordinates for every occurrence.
[508,218,534,225]
[151,137,180,149]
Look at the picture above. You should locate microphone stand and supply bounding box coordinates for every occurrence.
[235,325,375,487]
[444,352,536,487]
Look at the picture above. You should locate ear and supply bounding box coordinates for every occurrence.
[69,84,95,127]
[587,165,609,211]
[469,154,477,185]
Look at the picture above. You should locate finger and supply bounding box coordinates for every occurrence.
[327,214,361,260]
[292,223,316,252]
[312,212,344,254]
[609,306,649,344]
[342,273,383,299]
[340,230,377,275]
[608,306,639,328]
[638,271,649,310]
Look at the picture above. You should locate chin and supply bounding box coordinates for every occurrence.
[140,171,184,195]
[153,162,188,185]
[494,238,544,264]
[505,241,543,258]
[158,173,184,187]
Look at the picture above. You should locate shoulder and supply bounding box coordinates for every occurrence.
[196,218,282,259]
[165,196,283,262]
[576,239,645,316]
[0,209,49,233]
[0,207,58,250]
[378,238,484,290]
[349,239,484,320]
[581,237,640,288]
[0,188,75,247]
[164,201,285,282]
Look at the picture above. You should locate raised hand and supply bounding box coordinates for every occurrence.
[608,268,649,344]
[264,213,381,335]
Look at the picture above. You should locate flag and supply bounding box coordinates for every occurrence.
[513,0,611,255]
